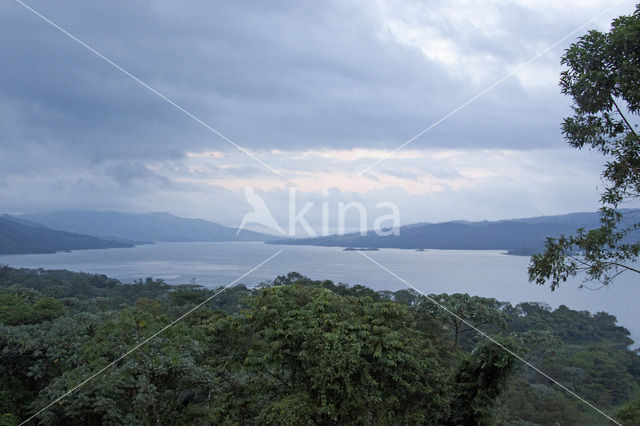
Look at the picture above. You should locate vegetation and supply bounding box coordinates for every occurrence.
[529,4,640,289]
[0,267,637,424]
[0,217,132,255]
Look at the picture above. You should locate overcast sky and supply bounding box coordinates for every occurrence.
[0,0,635,233]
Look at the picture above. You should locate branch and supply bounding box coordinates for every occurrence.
[607,261,640,275]
[612,97,639,141]
[265,367,291,390]
[568,254,640,275]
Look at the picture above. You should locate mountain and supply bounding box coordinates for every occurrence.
[20,211,275,243]
[0,216,133,255]
[267,211,609,254]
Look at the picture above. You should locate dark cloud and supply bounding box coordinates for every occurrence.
[0,0,578,163]
[104,161,172,188]
[0,0,627,221]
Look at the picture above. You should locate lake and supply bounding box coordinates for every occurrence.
[1,242,638,343]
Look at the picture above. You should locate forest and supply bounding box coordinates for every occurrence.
[0,266,638,425]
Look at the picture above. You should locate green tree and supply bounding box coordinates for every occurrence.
[206,284,451,425]
[417,293,507,348]
[529,4,640,289]
[448,337,523,426]
[617,395,640,425]
[29,306,215,426]
[6,267,634,424]
[0,291,64,325]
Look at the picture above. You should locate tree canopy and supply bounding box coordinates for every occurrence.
[0,267,638,424]
[529,4,640,289]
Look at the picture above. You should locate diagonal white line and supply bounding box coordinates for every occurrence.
[19,249,283,426]
[13,0,283,177]
[357,0,628,176]
[356,250,621,425]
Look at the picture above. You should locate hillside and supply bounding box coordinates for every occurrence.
[0,216,133,254]
[20,211,275,243]
[268,211,607,254]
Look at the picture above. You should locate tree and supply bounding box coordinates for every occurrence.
[28,307,215,426]
[447,337,523,426]
[417,293,507,348]
[3,267,637,424]
[617,395,640,425]
[529,4,640,289]
[207,284,451,424]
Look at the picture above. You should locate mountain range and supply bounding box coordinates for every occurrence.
[19,211,274,243]
[0,216,133,255]
[0,211,275,255]
[2,209,632,256]
[267,211,610,255]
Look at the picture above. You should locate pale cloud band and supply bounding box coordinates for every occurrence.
[0,145,604,232]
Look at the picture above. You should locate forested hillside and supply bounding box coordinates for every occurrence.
[20,211,274,242]
[0,217,133,255]
[0,267,637,425]
[268,211,609,254]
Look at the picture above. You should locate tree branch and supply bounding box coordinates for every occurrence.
[567,254,640,275]
[607,261,640,275]
[612,97,639,141]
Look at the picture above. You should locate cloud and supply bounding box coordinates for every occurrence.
[0,142,607,232]
[2,0,611,159]
[0,0,631,225]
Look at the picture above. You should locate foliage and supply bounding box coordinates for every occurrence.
[529,4,640,289]
[448,337,523,426]
[616,395,640,425]
[0,291,64,325]
[416,293,508,348]
[207,284,450,424]
[0,267,637,424]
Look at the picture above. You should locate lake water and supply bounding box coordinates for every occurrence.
[1,242,638,344]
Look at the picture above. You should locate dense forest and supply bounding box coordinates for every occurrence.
[0,267,638,425]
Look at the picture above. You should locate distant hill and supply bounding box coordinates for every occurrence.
[267,211,611,254]
[0,216,133,255]
[20,211,275,243]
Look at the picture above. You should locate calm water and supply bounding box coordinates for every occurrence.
[1,242,638,343]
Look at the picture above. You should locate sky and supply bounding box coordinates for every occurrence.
[0,0,635,234]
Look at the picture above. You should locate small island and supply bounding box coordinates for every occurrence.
[343,247,380,251]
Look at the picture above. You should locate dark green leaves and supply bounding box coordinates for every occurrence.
[530,4,640,288]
